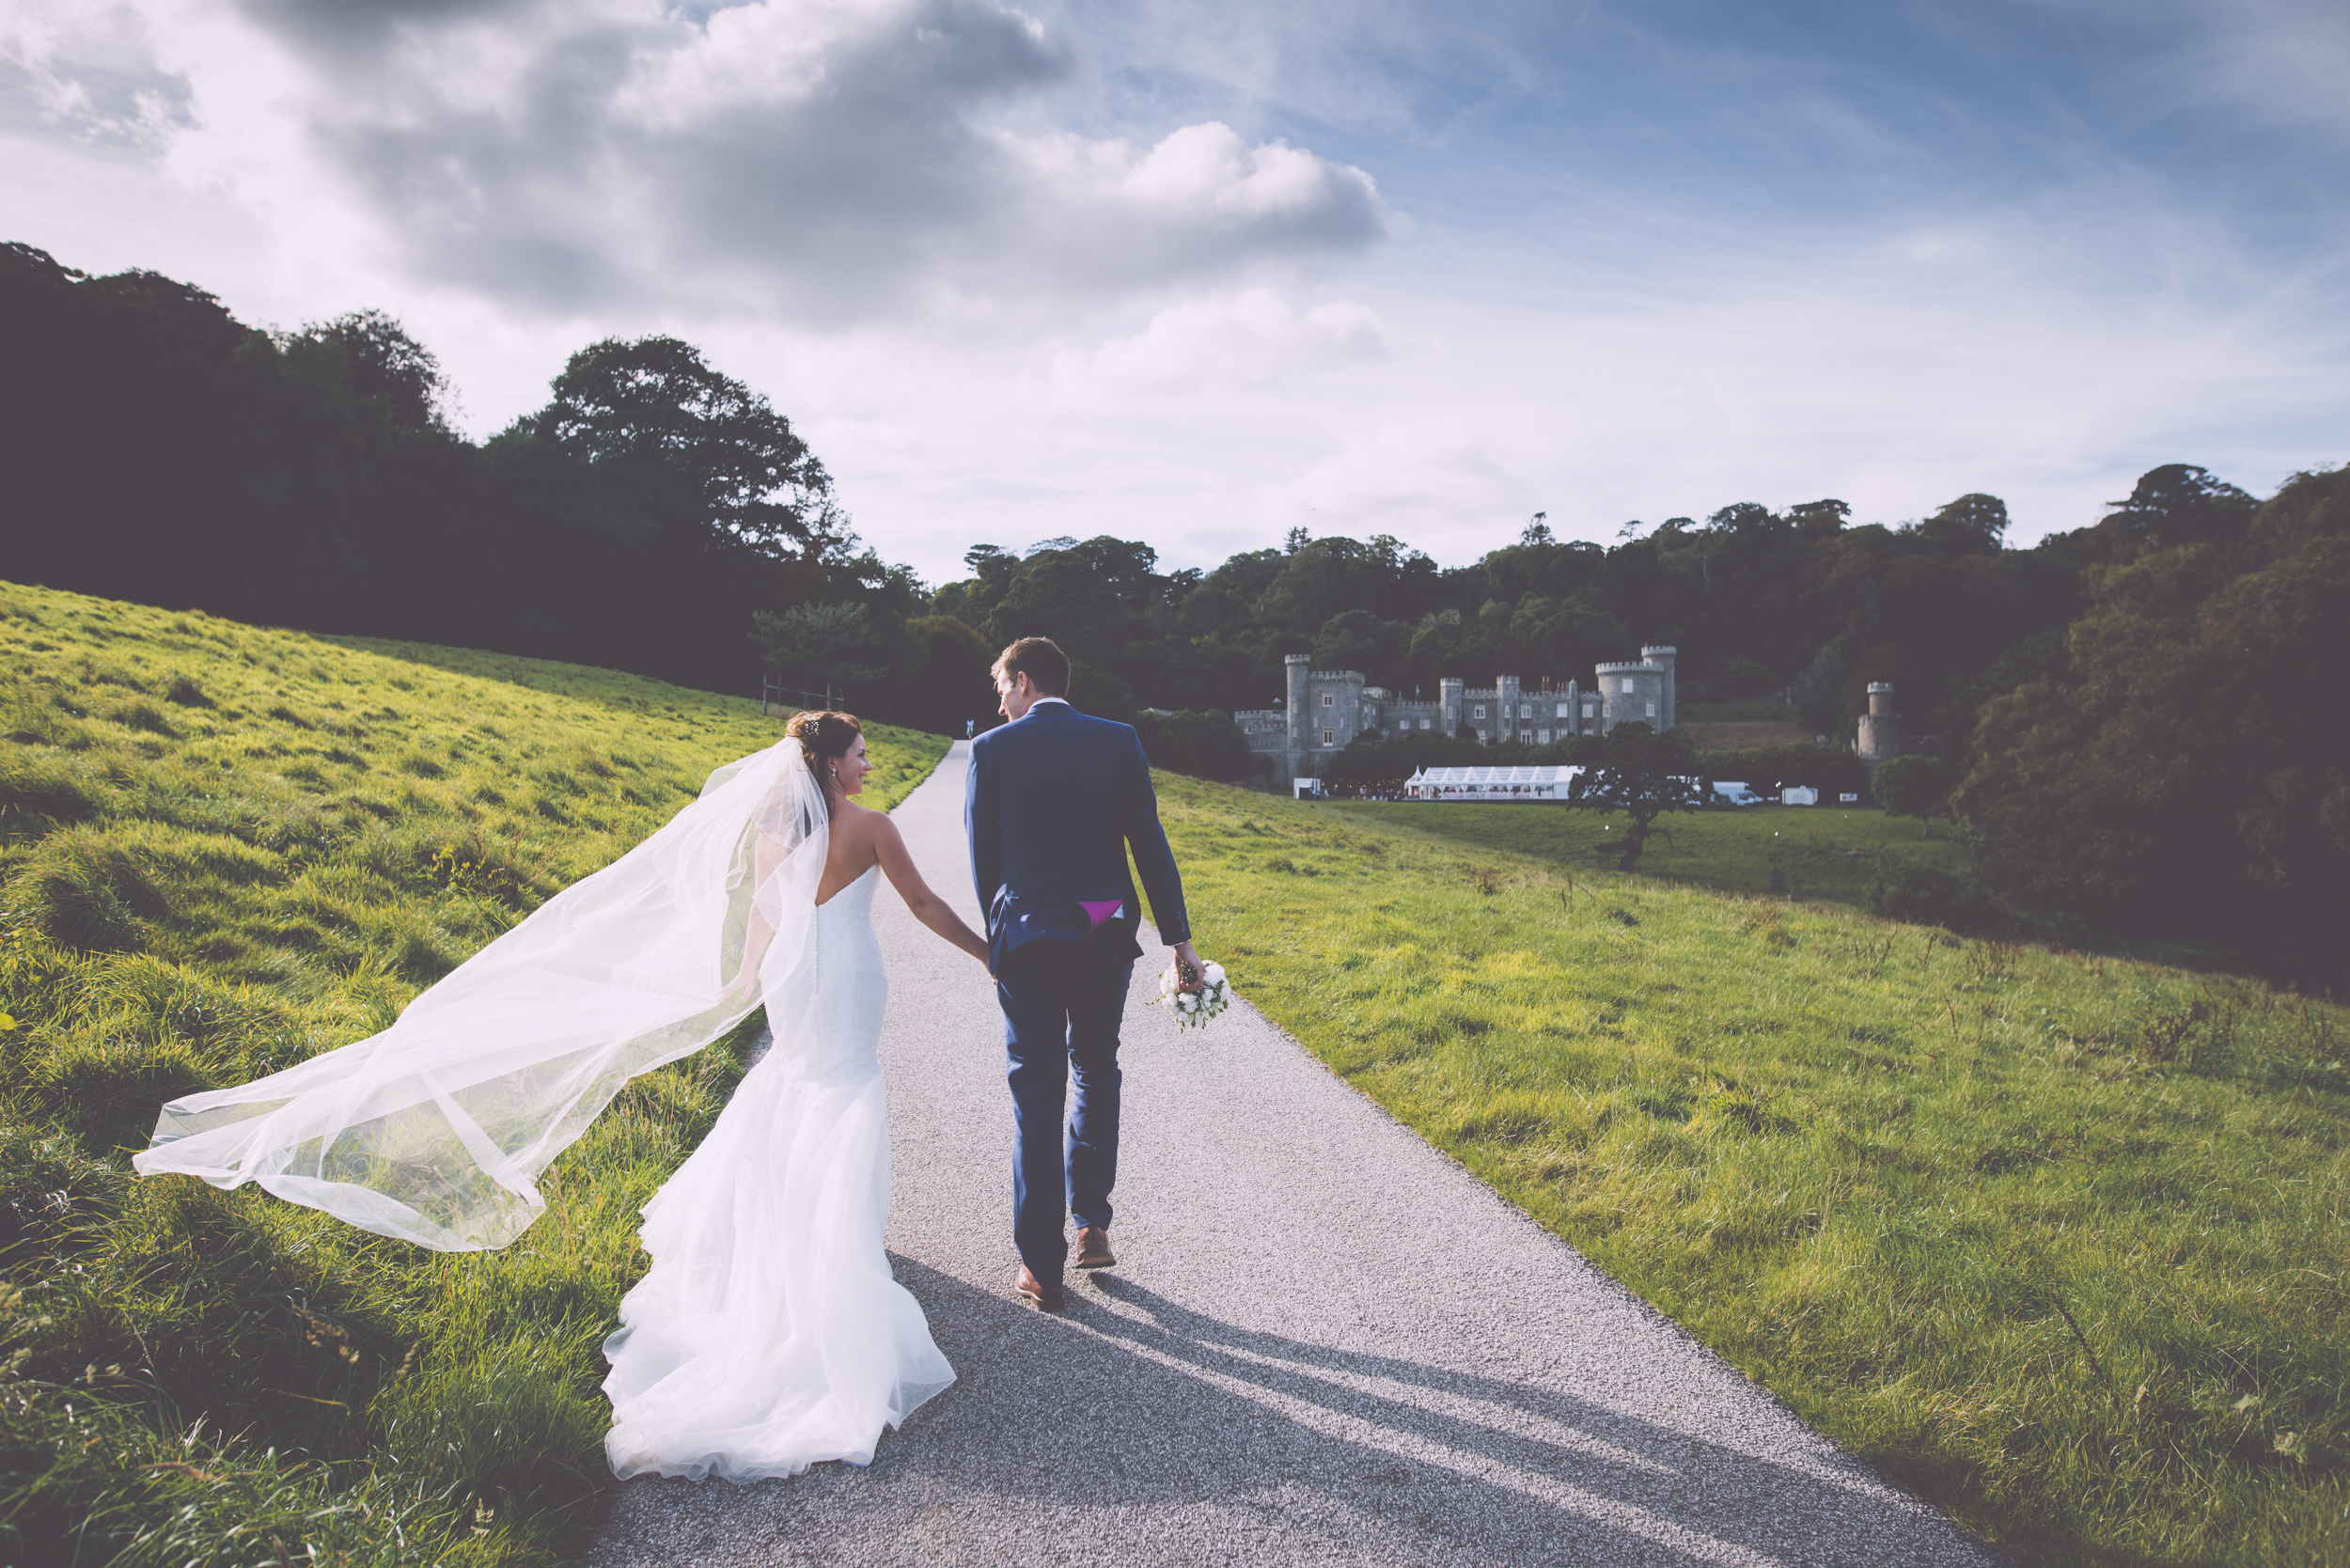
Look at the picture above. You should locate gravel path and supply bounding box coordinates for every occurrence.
[582,745,2000,1568]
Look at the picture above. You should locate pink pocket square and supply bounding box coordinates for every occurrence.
[1080,900,1123,930]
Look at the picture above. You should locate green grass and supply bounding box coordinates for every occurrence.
[1335,800,1967,909]
[0,581,948,1566]
[1152,775,2350,1567]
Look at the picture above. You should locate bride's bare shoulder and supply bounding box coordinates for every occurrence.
[833,800,894,841]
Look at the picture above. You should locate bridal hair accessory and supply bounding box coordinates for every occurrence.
[1156,958,1231,1029]
[133,737,832,1251]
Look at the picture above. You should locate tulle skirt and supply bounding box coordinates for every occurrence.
[602,870,953,1481]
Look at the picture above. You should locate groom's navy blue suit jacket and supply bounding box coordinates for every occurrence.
[966,700,1190,972]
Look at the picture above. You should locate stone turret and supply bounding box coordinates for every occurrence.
[1285,653,1311,777]
[1640,646,1677,732]
[1496,674,1522,742]
[1564,679,1580,735]
[1857,682,1902,764]
[1439,676,1463,738]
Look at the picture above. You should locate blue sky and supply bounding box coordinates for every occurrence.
[4,0,2342,583]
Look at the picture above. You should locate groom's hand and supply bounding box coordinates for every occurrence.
[1172,940,1205,991]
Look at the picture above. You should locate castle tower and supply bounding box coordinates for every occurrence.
[1439,676,1463,738]
[1857,682,1902,764]
[1593,660,1667,733]
[1285,653,1311,781]
[1564,679,1580,735]
[1496,674,1522,742]
[1640,645,1677,731]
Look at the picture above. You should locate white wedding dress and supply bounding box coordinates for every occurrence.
[132,739,953,1482]
[603,864,954,1480]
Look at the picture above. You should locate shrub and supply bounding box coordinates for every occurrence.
[1864,855,2004,934]
[1872,755,1953,817]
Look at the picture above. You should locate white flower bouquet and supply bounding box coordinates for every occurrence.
[1156,958,1232,1029]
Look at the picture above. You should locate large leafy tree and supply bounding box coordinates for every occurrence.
[517,336,843,563]
[301,309,450,432]
[1958,466,2350,986]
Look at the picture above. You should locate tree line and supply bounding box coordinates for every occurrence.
[4,242,2340,987]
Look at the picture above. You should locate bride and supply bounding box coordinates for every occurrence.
[133,710,991,1482]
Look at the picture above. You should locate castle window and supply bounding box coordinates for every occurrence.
[1322,728,1334,745]
[1621,678,1635,694]
[1645,701,1656,717]
[1556,702,1569,717]
[1537,729,1551,744]
[1321,693,1333,707]
[1473,705,1485,718]
[1520,703,1532,717]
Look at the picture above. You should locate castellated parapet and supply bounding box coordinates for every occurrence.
[1233,640,1680,786]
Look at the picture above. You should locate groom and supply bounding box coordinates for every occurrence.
[966,636,1202,1312]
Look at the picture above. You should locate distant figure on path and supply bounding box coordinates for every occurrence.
[966,636,1202,1311]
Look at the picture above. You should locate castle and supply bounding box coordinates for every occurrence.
[1236,646,1678,787]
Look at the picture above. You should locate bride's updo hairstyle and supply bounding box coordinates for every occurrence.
[785,710,863,817]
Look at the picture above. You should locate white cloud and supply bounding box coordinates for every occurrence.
[92,0,1385,321]
[1073,287,1380,390]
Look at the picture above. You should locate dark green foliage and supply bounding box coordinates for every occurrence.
[1133,709,1255,781]
[1958,465,2350,988]
[1864,855,2005,933]
[1,244,906,707]
[1870,755,1953,817]
[750,601,889,694]
[887,616,997,738]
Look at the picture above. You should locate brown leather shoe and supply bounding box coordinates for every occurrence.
[1014,1265,1064,1311]
[1073,1227,1116,1271]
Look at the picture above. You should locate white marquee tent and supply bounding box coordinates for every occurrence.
[1402,765,1584,801]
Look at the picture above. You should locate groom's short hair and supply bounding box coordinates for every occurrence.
[993,636,1070,698]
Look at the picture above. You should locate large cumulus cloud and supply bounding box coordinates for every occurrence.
[215,0,1388,318]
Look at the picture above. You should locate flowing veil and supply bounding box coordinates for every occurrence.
[133,739,831,1252]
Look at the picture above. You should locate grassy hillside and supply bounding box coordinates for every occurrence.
[1151,776,2348,1567]
[0,582,947,1565]
[1334,799,1968,910]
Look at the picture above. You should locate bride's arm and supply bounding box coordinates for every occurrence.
[872,815,991,966]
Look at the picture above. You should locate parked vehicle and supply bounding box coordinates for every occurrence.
[1781,786,1820,807]
[1711,780,1768,808]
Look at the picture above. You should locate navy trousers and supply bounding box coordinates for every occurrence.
[996,921,1135,1284]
